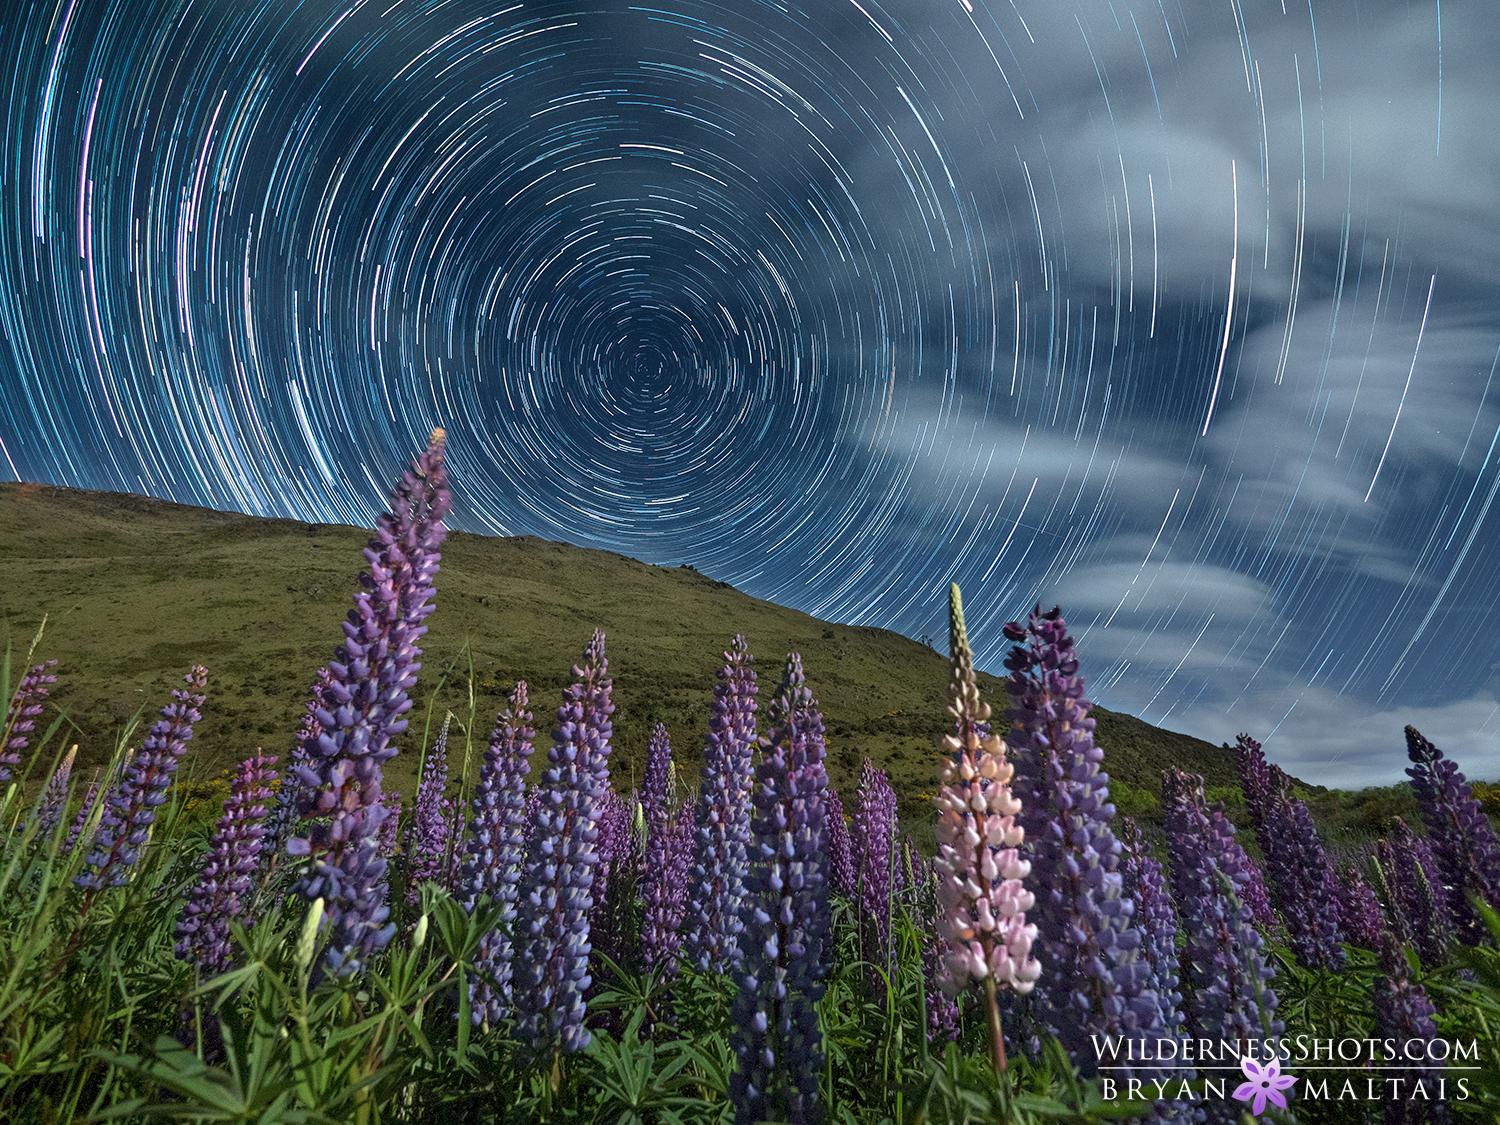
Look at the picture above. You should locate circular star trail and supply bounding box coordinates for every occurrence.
[3,0,1498,785]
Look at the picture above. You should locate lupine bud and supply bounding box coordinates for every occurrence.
[1003,604,1163,1076]
[1,659,58,783]
[175,753,278,978]
[296,897,325,970]
[683,635,758,974]
[1405,724,1500,941]
[730,652,831,1125]
[77,666,209,893]
[1235,733,1343,969]
[288,429,449,977]
[412,913,428,950]
[460,681,534,1025]
[512,630,614,1061]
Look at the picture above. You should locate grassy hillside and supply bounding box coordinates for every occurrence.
[1,480,1255,848]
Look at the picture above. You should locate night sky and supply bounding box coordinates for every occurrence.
[3,0,1497,788]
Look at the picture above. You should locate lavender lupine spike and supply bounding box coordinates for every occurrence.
[1002,605,1164,1077]
[1162,767,1280,1123]
[730,652,831,1125]
[1239,853,1276,930]
[1337,863,1384,949]
[642,724,693,973]
[1234,733,1344,968]
[175,753,278,978]
[823,786,856,899]
[287,429,449,977]
[1373,928,1443,1116]
[684,635,758,974]
[2,659,58,782]
[77,666,209,893]
[513,630,614,1062]
[376,792,403,859]
[1405,724,1500,940]
[406,714,455,903]
[65,769,102,853]
[917,870,961,1043]
[586,783,632,968]
[932,584,1039,1078]
[34,744,77,836]
[1383,820,1452,965]
[851,758,900,996]
[461,681,534,1026]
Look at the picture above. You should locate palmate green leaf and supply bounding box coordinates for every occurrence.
[580,1005,720,1125]
[89,1034,321,1123]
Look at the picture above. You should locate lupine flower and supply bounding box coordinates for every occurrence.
[521,787,543,850]
[1,658,58,783]
[683,635,758,974]
[405,714,455,904]
[641,722,694,974]
[461,681,534,1026]
[287,429,449,977]
[823,785,856,900]
[1373,927,1442,1114]
[513,629,614,1062]
[932,585,1039,1077]
[1234,733,1344,969]
[1382,820,1452,965]
[1162,767,1280,1118]
[1002,604,1163,1077]
[1337,863,1384,948]
[730,652,831,1125]
[77,666,209,894]
[851,757,900,996]
[34,743,77,836]
[175,753,278,978]
[591,788,644,977]
[259,667,335,875]
[1405,724,1500,940]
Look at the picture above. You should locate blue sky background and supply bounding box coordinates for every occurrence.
[3,0,1497,788]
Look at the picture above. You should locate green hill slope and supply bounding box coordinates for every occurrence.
[0,481,1257,846]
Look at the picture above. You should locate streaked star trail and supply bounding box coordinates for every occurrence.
[3,0,1497,786]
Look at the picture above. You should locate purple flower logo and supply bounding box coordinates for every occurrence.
[1233,1056,1297,1117]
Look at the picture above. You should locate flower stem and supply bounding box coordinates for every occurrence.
[984,976,1008,1074]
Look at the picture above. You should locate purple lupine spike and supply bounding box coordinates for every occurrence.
[34,743,77,836]
[586,782,631,968]
[1239,852,1276,930]
[65,769,103,853]
[730,652,831,1125]
[76,666,209,895]
[919,878,961,1043]
[641,724,692,974]
[1117,819,1187,1043]
[1384,819,1452,965]
[406,714,455,904]
[684,635,758,974]
[513,629,614,1062]
[521,787,543,850]
[1373,928,1443,1095]
[1368,845,1414,948]
[823,786,856,900]
[851,757,900,997]
[2,659,58,782]
[461,681,534,1026]
[286,429,449,977]
[175,752,278,978]
[376,792,403,859]
[1162,767,1281,1123]
[1234,734,1344,969]
[260,668,335,873]
[935,586,1038,1077]
[1002,605,1164,1077]
[1405,724,1500,940]
[1337,864,1383,948]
